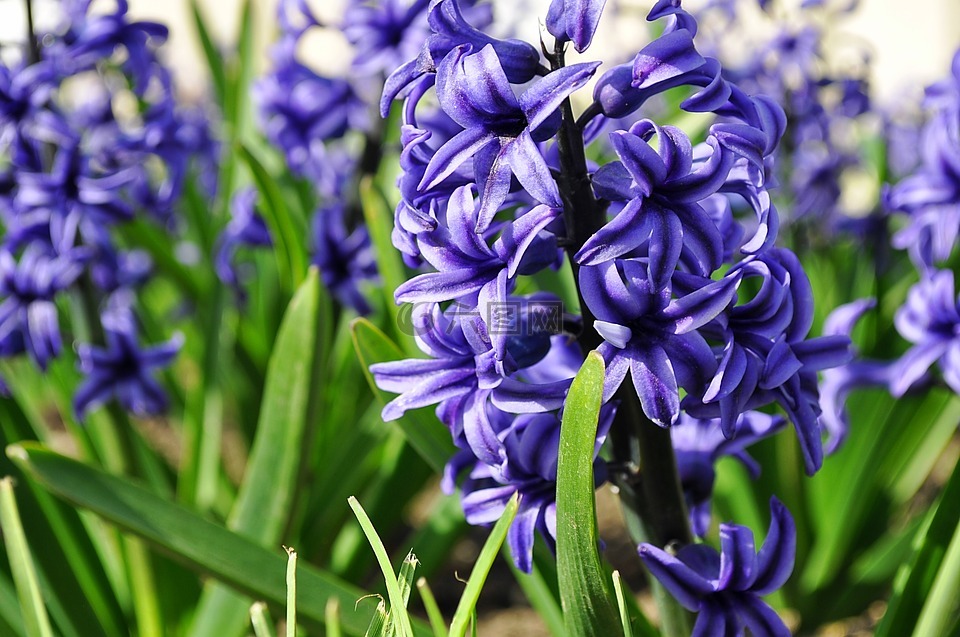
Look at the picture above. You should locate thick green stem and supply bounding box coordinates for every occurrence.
[549,39,693,636]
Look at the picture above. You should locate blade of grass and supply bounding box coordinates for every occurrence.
[0,477,54,637]
[912,514,960,637]
[188,0,226,104]
[555,351,622,637]
[285,547,297,637]
[5,443,433,636]
[448,493,520,637]
[251,602,276,637]
[358,179,410,347]
[875,456,960,637]
[415,578,446,637]
[612,572,633,637]
[364,599,388,637]
[239,143,308,293]
[326,598,342,637]
[387,552,419,637]
[347,497,414,637]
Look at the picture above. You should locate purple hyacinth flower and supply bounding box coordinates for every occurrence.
[577,120,730,287]
[380,0,540,116]
[394,184,559,314]
[421,44,598,231]
[74,296,182,419]
[891,270,960,396]
[371,303,508,422]
[546,0,607,53]
[673,412,786,536]
[580,259,741,426]
[457,405,614,573]
[639,497,796,637]
[0,246,85,369]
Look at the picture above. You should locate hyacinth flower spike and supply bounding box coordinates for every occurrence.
[639,497,796,637]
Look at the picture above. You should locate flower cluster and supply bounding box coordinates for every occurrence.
[372,4,846,619]
[0,0,205,415]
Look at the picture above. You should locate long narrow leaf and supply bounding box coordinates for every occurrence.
[875,456,960,637]
[347,497,414,637]
[448,494,520,637]
[5,443,433,637]
[0,477,53,637]
[190,269,327,637]
[555,351,622,637]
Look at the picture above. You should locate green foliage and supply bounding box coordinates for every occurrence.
[555,351,623,637]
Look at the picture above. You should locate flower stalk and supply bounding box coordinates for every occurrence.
[549,38,693,636]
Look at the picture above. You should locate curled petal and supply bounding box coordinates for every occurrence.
[632,29,705,90]
[752,497,796,595]
[638,543,714,611]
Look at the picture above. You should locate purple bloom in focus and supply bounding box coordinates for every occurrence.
[74,296,182,419]
[673,412,785,536]
[891,270,960,396]
[546,0,607,53]
[380,0,540,116]
[639,497,796,637]
[577,120,730,286]
[421,44,598,231]
[455,405,614,573]
[394,185,559,323]
[581,259,741,426]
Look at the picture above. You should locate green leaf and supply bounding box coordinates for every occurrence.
[612,572,633,637]
[285,548,298,637]
[351,317,456,473]
[239,143,308,293]
[875,457,960,637]
[415,578,446,637]
[448,493,520,637]
[188,0,227,105]
[359,179,411,348]
[555,351,622,637]
[0,477,54,637]
[190,269,328,637]
[5,444,432,637]
[348,497,414,637]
